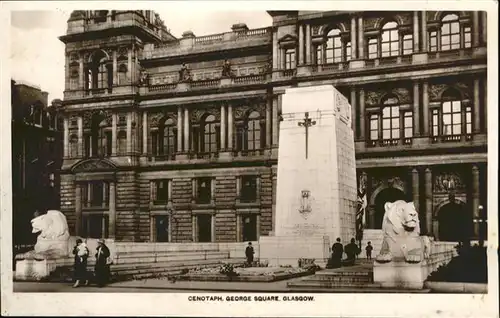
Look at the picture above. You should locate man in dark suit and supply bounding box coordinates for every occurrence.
[330,238,344,268]
[94,239,111,287]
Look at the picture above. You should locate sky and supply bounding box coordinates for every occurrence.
[10,10,272,102]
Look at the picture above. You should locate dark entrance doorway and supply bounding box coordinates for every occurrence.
[155,215,169,242]
[438,201,469,242]
[197,214,212,242]
[242,215,257,242]
[374,187,406,229]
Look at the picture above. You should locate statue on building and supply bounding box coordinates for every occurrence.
[221,59,233,78]
[355,172,368,247]
[179,63,192,82]
[139,69,149,86]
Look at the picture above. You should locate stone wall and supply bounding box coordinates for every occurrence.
[116,171,139,241]
[60,174,76,232]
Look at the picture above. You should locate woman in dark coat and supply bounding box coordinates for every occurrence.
[330,238,344,269]
[72,239,89,288]
[94,239,111,287]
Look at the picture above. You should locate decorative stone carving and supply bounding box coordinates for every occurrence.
[365,90,385,106]
[149,112,163,128]
[365,88,411,106]
[83,110,112,128]
[190,109,204,123]
[18,210,71,260]
[312,25,320,35]
[221,59,234,78]
[139,69,150,86]
[375,201,430,264]
[455,82,471,99]
[392,87,411,104]
[372,176,406,192]
[179,63,192,82]
[427,11,438,22]
[434,172,465,193]
[395,13,412,25]
[71,158,117,173]
[429,84,448,101]
[234,105,251,120]
[364,17,380,30]
[118,46,129,56]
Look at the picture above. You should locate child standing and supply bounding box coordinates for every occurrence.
[365,241,373,260]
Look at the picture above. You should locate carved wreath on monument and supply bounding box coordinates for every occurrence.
[298,190,312,219]
[375,201,432,264]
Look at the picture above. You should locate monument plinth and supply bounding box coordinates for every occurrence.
[260,85,357,267]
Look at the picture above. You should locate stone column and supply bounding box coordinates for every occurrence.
[473,78,481,133]
[256,214,261,240]
[271,170,277,233]
[272,30,279,69]
[305,24,312,64]
[211,214,216,242]
[413,82,420,136]
[358,16,364,59]
[411,168,420,215]
[75,184,82,236]
[272,96,279,146]
[227,105,233,150]
[472,11,480,47]
[350,87,357,135]
[472,165,480,238]
[127,48,133,82]
[111,113,117,156]
[422,82,429,135]
[77,117,83,157]
[424,168,433,236]
[112,50,118,86]
[126,112,132,154]
[79,57,84,90]
[192,216,197,242]
[109,181,116,239]
[236,214,241,242]
[481,12,487,45]
[142,111,148,155]
[177,107,183,152]
[63,117,69,158]
[298,25,304,65]
[359,88,365,140]
[266,98,272,147]
[351,16,357,59]
[220,104,226,150]
[413,11,420,52]
[184,108,190,152]
[483,79,487,133]
[421,11,428,52]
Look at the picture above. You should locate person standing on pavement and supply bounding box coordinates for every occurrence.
[245,242,255,266]
[94,239,111,287]
[72,239,89,288]
[331,238,344,268]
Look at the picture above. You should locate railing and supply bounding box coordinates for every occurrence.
[233,74,266,85]
[155,39,180,49]
[189,151,219,160]
[381,139,400,146]
[148,153,176,162]
[190,79,220,89]
[195,33,224,44]
[283,69,296,77]
[233,149,266,157]
[235,27,269,38]
[149,83,177,92]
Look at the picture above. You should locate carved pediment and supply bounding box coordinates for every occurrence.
[278,34,298,47]
[71,158,117,173]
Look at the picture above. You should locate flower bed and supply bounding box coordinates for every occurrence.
[178,264,314,282]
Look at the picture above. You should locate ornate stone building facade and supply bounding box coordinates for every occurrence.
[58,10,487,243]
[12,80,64,247]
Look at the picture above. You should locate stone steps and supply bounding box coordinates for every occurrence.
[114,251,230,265]
[288,280,380,289]
[288,264,376,290]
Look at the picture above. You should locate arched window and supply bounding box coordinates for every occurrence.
[381,96,400,141]
[381,22,399,57]
[441,14,460,51]
[118,63,127,85]
[158,117,177,156]
[326,29,342,63]
[86,50,113,91]
[89,113,111,157]
[201,115,219,153]
[246,111,263,151]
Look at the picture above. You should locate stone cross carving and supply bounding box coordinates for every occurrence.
[298,112,316,159]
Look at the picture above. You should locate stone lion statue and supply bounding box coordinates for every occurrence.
[375,200,431,264]
[26,210,71,259]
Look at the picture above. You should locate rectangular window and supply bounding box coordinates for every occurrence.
[240,176,258,203]
[241,215,257,242]
[285,49,296,69]
[84,134,91,157]
[316,46,322,65]
[368,38,378,59]
[464,26,472,48]
[466,106,472,134]
[369,114,379,141]
[403,34,413,55]
[82,181,110,208]
[432,109,439,136]
[152,179,169,204]
[404,112,413,138]
[429,31,438,52]
[151,131,158,156]
[345,42,352,61]
[82,214,109,239]
[196,177,212,204]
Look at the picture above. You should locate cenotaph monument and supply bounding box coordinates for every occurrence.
[259,85,357,267]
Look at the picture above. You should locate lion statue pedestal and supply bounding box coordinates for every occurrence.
[372,201,433,290]
[15,210,74,281]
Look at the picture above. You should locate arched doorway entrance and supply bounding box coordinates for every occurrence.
[373,187,407,229]
[438,200,469,242]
